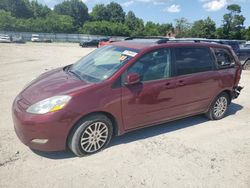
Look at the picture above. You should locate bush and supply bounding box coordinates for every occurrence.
[80,21,130,36]
[0,10,74,33]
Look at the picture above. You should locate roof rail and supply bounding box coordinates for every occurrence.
[123,37,224,45]
[124,36,169,44]
[169,38,209,43]
[124,36,168,40]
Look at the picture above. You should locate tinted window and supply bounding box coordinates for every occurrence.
[128,48,171,82]
[213,48,235,68]
[174,47,213,76]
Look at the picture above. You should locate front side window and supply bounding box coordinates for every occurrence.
[127,48,171,82]
[213,48,235,69]
[69,45,139,82]
[174,47,214,76]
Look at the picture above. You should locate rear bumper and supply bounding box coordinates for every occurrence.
[232,86,243,99]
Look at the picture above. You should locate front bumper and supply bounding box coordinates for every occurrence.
[12,96,79,151]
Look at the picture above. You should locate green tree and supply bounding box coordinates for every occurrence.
[80,21,130,36]
[222,4,245,39]
[54,0,89,29]
[0,10,74,33]
[106,2,125,23]
[125,11,144,36]
[175,17,191,37]
[0,0,8,10]
[245,27,250,40]
[90,4,110,21]
[190,17,216,38]
[0,0,33,18]
[30,0,51,18]
[144,21,160,36]
[158,23,174,36]
[0,10,17,31]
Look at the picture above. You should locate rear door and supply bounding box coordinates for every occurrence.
[172,47,221,116]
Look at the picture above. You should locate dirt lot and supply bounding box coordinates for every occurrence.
[0,43,250,188]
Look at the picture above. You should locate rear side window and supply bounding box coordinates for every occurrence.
[174,47,214,76]
[213,48,235,69]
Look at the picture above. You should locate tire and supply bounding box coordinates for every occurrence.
[243,60,250,70]
[206,92,229,120]
[68,114,113,157]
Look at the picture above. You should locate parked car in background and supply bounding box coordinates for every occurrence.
[12,37,242,156]
[98,38,117,48]
[242,41,250,49]
[79,39,99,47]
[0,34,11,43]
[31,34,52,43]
[31,34,41,42]
[12,35,26,44]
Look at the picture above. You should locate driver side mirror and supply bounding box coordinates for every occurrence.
[125,73,140,85]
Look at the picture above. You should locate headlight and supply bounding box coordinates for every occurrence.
[26,95,72,114]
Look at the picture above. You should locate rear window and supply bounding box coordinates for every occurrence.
[174,47,214,76]
[213,48,235,69]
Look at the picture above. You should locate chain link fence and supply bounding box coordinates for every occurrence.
[0,31,126,42]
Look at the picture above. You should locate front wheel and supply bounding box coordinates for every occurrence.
[206,93,229,120]
[68,114,113,157]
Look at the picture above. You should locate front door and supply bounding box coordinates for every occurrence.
[121,48,176,130]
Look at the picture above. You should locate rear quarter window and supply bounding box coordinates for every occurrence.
[212,48,236,69]
[173,47,214,76]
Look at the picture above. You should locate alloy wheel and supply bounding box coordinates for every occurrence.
[80,122,108,153]
[213,96,228,118]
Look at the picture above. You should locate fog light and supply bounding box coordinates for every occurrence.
[31,139,48,144]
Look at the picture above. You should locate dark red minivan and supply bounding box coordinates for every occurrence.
[12,38,242,156]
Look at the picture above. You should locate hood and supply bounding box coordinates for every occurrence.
[20,67,92,104]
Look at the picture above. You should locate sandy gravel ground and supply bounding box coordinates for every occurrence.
[0,43,250,188]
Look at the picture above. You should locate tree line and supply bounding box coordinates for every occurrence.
[0,0,249,40]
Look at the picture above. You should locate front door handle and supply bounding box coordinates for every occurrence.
[177,80,185,86]
[164,82,172,89]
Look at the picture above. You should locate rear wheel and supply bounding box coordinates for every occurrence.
[243,60,250,70]
[68,114,113,157]
[206,93,229,120]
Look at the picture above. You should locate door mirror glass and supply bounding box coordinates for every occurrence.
[125,73,140,85]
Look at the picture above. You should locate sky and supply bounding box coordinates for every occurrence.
[38,0,250,27]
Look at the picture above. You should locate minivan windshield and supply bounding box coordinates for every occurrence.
[69,45,139,83]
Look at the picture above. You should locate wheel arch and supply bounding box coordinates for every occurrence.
[206,89,232,113]
[221,89,232,104]
[66,111,119,149]
[243,58,250,69]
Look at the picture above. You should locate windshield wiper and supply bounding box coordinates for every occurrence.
[68,69,83,80]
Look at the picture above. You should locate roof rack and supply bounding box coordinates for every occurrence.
[124,36,168,40]
[124,36,169,44]
[169,38,209,43]
[124,37,224,44]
